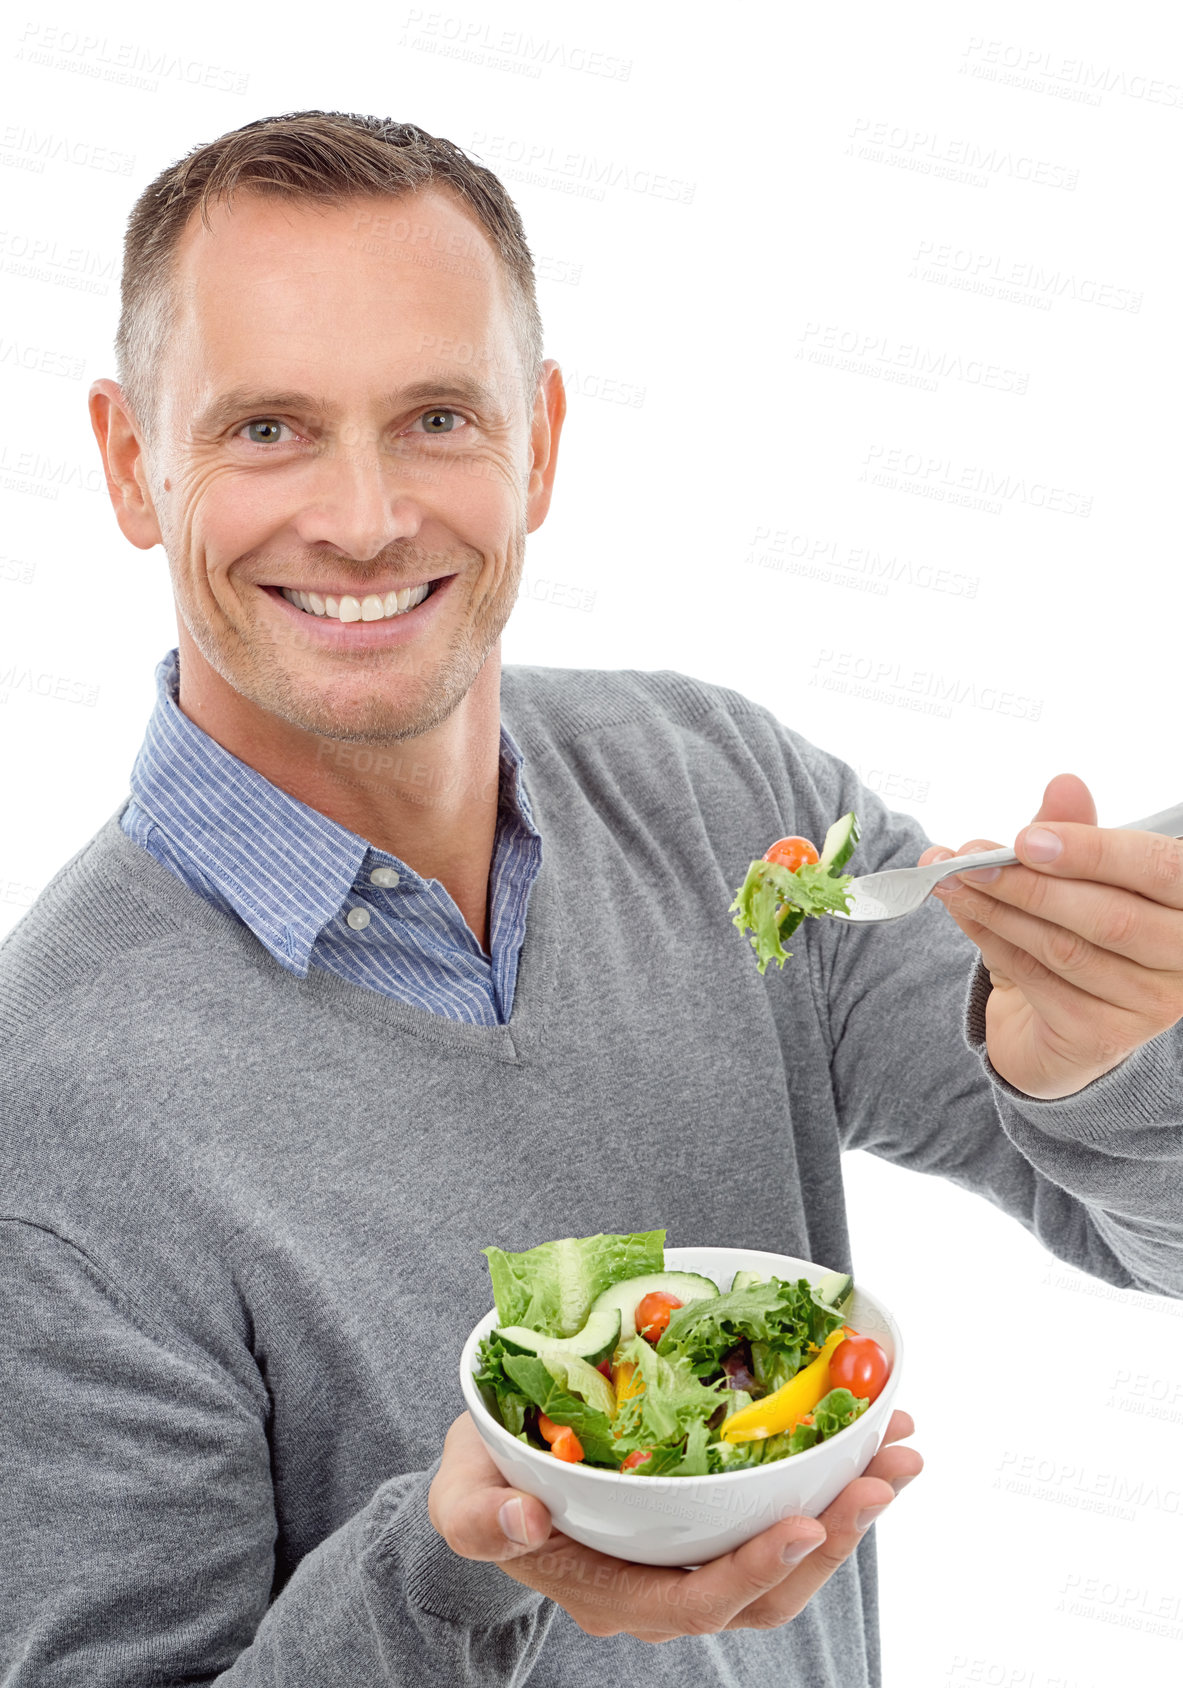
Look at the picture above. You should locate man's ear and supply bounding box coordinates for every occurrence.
[525,359,566,533]
[88,379,163,549]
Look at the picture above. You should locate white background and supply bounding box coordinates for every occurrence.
[3,3,1182,1683]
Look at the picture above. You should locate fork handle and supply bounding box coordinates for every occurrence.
[929,799,1183,882]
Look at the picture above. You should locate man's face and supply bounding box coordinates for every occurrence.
[140,188,551,743]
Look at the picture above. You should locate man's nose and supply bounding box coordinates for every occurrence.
[290,434,427,560]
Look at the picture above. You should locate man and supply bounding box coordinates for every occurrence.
[2,110,1181,1685]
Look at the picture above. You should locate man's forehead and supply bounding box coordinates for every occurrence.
[173,185,501,285]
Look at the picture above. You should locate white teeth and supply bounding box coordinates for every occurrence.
[280,582,433,622]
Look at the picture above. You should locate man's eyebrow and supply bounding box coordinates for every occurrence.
[193,374,503,434]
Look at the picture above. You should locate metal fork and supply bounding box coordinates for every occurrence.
[832,801,1183,925]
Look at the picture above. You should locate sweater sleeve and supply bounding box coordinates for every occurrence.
[0,1221,554,1686]
[795,752,1183,1303]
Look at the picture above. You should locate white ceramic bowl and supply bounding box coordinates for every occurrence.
[459,1245,904,1567]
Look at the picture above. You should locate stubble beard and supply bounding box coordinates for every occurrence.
[174,524,527,746]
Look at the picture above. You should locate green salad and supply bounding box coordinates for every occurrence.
[730,811,860,973]
[473,1228,890,1476]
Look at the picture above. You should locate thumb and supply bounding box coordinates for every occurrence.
[1031,772,1096,827]
[429,1412,554,1562]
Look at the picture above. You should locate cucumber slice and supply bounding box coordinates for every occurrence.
[588,1271,720,1343]
[814,1270,854,1310]
[729,1270,767,1293]
[496,1307,621,1369]
[818,812,859,875]
[538,1351,616,1419]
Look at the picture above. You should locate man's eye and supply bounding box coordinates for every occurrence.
[413,409,466,434]
[238,419,291,445]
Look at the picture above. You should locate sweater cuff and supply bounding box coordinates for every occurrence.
[365,1459,549,1630]
[963,958,1180,1147]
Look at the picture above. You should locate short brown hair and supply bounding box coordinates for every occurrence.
[114,109,544,439]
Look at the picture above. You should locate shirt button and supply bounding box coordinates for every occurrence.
[370,867,401,888]
[346,906,371,930]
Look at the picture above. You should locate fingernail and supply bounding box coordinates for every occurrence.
[782,1533,825,1566]
[960,866,999,884]
[1022,826,1062,863]
[890,1475,916,1496]
[855,1503,891,1532]
[498,1498,531,1546]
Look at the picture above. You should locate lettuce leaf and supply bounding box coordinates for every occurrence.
[730,859,854,974]
[500,1354,620,1467]
[634,1419,713,1477]
[750,1340,802,1395]
[609,1335,728,1460]
[657,1277,846,1378]
[473,1333,533,1437]
[706,1435,767,1474]
[483,1229,666,1338]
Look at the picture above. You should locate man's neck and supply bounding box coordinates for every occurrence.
[172,622,504,952]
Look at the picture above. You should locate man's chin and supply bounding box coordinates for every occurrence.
[239,637,488,745]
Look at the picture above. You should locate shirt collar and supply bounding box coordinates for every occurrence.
[128,647,537,977]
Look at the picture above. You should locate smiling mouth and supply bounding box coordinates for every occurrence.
[273,581,437,623]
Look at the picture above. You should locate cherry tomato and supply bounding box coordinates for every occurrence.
[828,1334,890,1403]
[595,1357,613,1378]
[635,1291,683,1343]
[763,836,820,873]
[621,1449,652,1471]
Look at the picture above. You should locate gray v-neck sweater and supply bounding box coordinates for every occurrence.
[3,664,1181,1687]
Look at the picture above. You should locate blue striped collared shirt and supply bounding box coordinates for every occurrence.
[120,648,543,1025]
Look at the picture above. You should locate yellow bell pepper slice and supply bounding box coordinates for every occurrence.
[719,1328,848,1442]
[611,1359,645,1412]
